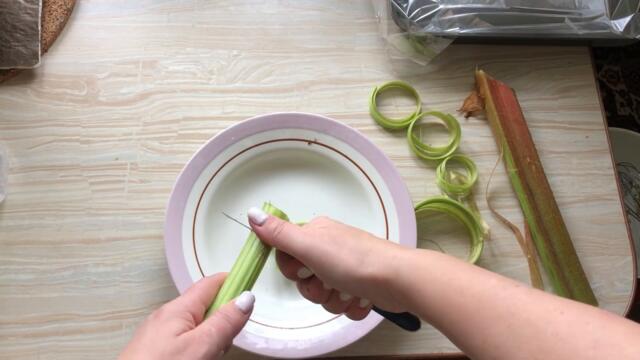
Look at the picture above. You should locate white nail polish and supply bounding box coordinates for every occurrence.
[248,207,268,225]
[359,298,371,308]
[322,282,331,290]
[234,291,255,314]
[296,267,313,279]
[339,292,352,302]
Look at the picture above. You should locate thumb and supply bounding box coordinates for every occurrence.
[248,207,310,260]
[189,291,254,358]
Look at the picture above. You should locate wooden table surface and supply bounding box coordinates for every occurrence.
[0,1,635,359]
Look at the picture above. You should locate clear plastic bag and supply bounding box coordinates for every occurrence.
[389,0,640,41]
[372,0,638,74]
[372,0,454,74]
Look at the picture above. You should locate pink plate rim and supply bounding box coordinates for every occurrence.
[163,112,417,358]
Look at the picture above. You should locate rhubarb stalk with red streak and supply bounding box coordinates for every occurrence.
[474,69,597,306]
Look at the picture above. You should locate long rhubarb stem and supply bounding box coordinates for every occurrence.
[205,202,289,317]
[475,70,597,306]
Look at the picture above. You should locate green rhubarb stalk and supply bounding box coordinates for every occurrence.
[475,69,597,305]
[205,202,289,317]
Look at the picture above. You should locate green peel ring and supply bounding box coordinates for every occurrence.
[436,154,478,197]
[415,196,484,264]
[369,80,422,130]
[407,111,461,161]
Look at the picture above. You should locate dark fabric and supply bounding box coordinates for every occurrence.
[592,43,640,132]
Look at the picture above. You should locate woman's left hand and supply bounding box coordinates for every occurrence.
[119,273,253,360]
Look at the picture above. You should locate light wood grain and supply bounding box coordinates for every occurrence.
[0,1,634,359]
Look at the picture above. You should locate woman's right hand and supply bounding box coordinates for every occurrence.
[247,207,411,320]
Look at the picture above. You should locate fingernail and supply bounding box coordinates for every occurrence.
[322,282,331,290]
[234,291,255,314]
[296,267,313,279]
[359,298,371,308]
[248,207,268,226]
[339,292,352,302]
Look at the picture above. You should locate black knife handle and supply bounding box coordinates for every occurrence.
[373,306,421,332]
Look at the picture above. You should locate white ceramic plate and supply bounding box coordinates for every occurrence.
[609,127,640,274]
[164,113,416,358]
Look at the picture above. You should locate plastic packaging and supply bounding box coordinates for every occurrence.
[372,0,453,74]
[0,0,41,69]
[389,0,640,42]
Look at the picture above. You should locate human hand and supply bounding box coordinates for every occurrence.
[248,207,410,317]
[119,273,253,360]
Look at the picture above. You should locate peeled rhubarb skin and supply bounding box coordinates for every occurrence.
[476,69,598,306]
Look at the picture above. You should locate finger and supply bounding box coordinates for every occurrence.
[344,298,372,321]
[188,291,254,359]
[248,207,312,262]
[276,250,312,281]
[171,273,227,322]
[296,276,332,304]
[322,290,354,315]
